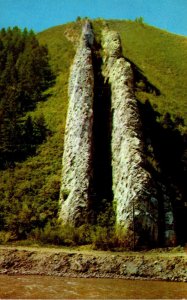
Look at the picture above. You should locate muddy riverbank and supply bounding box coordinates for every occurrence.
[0,246,186,282]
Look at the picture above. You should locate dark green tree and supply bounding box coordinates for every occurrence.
[0,26,54,168]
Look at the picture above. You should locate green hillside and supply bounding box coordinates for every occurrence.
[0,19,187,245]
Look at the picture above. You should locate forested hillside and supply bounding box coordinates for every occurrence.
[0,27,53,168]
[0,19,186,246]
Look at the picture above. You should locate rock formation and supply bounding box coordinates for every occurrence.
[59,21,94,226]
[101,29,160,247]
[59,22,176,247]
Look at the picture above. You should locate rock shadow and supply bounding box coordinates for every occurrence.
[90,43,114,224]
[139,99,187,246]
[125,58,161,96]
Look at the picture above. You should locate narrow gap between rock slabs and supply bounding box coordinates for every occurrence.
[90,43,114,224]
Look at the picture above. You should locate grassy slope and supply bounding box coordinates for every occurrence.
[0,19,187,239]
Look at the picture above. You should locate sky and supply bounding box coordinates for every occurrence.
[0,0,186,36]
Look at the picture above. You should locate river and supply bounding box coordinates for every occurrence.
[0,275,186,299]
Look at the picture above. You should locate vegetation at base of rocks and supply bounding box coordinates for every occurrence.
[0,198,126,250]
[0,19,187,246]
[0,223,130,251]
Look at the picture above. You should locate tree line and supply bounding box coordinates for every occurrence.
[0,27,54,168]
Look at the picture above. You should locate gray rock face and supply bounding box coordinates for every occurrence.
[59,23,94,226]
[59,23,176,247]
[102,29,160,247]
[82,20,94,46]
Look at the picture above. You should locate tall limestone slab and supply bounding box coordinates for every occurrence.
[102,29,160,247]
[59,22,176,247]
[59,21,94,226]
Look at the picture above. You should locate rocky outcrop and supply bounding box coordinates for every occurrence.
[59,22,176,247]
[59,22,94,226]
[101,29,160,247]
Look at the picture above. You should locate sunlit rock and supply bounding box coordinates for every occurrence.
[59,22,94,226]
[59,23,176,247]
[102,29,160,247]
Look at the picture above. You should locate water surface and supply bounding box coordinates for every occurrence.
[0,275,186,299]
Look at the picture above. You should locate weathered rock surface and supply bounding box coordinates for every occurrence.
[101,29,160,247]
[59,22,94,226]
[59,22,176,247]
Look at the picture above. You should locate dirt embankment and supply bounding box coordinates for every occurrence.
[0,246,186,282]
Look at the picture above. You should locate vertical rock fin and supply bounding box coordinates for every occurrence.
[59,24,176,248]
[101,29,160,248]
[59,21,94,226]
